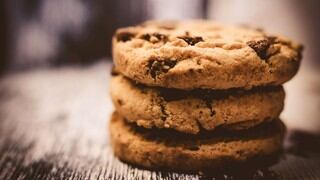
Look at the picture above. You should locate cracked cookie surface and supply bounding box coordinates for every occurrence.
[110,74,285,134]
[110,112,285,172]
[112,20,303,90]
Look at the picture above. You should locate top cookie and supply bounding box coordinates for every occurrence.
[112,20,303,90]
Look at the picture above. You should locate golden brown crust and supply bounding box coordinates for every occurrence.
[109,112,285,172]
[110,74,285,134]
[112,20,303,90]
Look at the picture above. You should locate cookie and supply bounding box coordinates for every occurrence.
[112,20,303,90]
[110,74,285,134]
[109,112,285,172]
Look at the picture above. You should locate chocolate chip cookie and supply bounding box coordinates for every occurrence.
[109,112,285,172]
[112,20,303,90]
[110,74,285,134]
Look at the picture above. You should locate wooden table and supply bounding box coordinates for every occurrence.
[0,61,319,180]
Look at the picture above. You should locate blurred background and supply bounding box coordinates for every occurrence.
[1,0,320,71]
[0,0,319,132]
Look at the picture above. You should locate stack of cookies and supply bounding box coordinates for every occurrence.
[109,21,303,172]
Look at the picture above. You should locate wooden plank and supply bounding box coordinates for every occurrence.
[0,62,319,180]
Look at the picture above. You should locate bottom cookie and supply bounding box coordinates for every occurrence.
[109,112,285,172]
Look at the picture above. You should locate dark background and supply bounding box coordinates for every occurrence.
[0,0,206,72]
[0,0,320,72]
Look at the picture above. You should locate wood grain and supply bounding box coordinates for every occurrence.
[0,61,319,180]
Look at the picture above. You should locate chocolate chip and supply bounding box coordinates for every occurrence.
[140,33,168,43]
[153,33,167,41]
[117,99,123,106]
[147,58,177,79]
[116,32,135,42]
[140,34,151,41]
[178,36,203,46]
[246,39,271,60]
[210,109,216,116]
